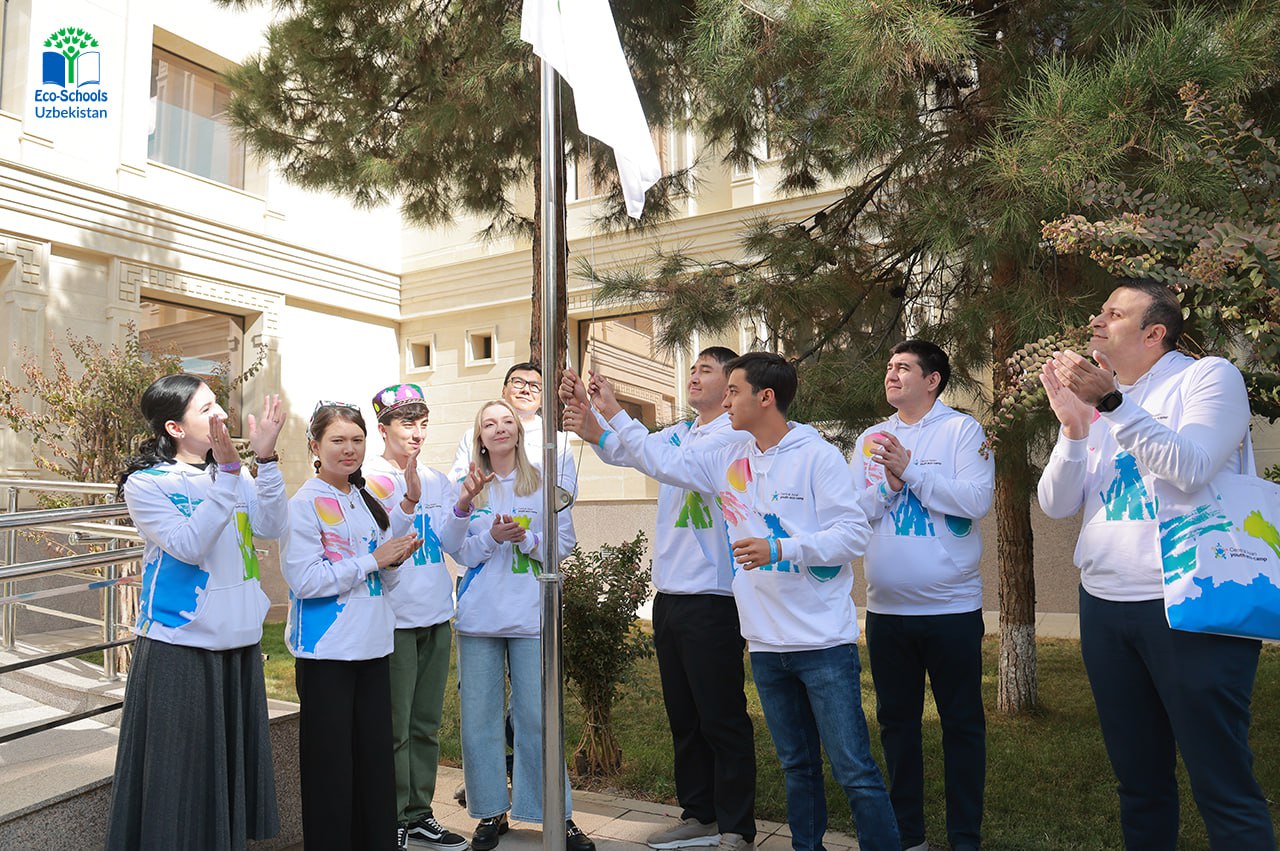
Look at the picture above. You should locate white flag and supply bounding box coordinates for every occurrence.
[522,0,662,219]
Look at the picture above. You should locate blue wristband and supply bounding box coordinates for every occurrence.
[596,431,610,450]
[769,538,779,564]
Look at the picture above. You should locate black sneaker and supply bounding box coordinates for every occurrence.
[408,814,470,851]
[472,814,509,851]
[567,820,595,851]
[397,824,410,851]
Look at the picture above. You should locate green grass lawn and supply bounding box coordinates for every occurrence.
[260,624,1280,849]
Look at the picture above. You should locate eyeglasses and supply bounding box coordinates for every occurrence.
[506,377,543,394]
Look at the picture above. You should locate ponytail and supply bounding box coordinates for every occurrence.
[349,469,390,532]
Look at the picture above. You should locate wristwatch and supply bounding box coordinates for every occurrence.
[1095,389,1123,413]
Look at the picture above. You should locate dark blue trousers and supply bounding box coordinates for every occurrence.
[865,609,985,851]
[1079,587,1275,850]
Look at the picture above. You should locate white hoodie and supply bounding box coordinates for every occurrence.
[365,454,469,629]
[453,472,576,638]
[123,460,287,651]
[1038,352,1252,602]
[595,412,751,596]
[851,401,994,615]
[283,477,412,660]
[605,410,871,652]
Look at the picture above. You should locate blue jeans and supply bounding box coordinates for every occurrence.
[750,644,899,851]
[457,634,572,824]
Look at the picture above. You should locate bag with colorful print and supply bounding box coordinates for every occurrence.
[1158,443,1280,640]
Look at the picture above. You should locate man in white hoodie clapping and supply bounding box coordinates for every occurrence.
[850,341,994,851]
[562,353,899,851]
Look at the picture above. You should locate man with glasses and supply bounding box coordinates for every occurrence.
[450,362,576,492]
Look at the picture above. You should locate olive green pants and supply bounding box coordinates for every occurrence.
[390,622,453,824]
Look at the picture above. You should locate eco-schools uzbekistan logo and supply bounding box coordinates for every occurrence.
[34,27,109,119]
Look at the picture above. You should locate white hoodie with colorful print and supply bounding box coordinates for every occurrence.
[453,472,576,638]
[283,477,412,660]
[603,411,871,652]
[851,401,994,615]
[364,454,469,629]
[123,460,287,651]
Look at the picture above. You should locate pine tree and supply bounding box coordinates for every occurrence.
[215,0,697,368]
[590,0,1280,711]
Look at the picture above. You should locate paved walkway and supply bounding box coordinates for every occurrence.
[283,764,859,851]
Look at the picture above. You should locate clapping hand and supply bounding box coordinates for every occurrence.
[489,514,527,544]
[374,533,423,569]
[456,463,496,515]
[247,394,285,459]
[403,444,423,506]
[210,415,240,468]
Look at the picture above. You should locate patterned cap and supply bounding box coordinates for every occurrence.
[371,383,427,418]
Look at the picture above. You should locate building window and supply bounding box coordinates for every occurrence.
[139,298,246,435]
[576,313,676,428]
[406,334,435,374]
[149,47,246,188]
[466,329,495,366]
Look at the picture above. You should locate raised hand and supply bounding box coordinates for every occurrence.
[210,415,240,467]
[586,369,622,418]
[374,532,423,568]
[457,462,496,514]
[489,514,528,544]
[559,367,588,405]
[562,398,604,444]
[247,394,285,458]
[403,444,423,505]
[1040,356,1096,440]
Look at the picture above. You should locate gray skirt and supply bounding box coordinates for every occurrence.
[105,636,279,850]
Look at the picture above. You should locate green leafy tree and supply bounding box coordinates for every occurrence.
[43,27,99,85]
[590,1,1280,712]
[215,0,697,368]
[560,532,653,777]
[1040,83,1280,427]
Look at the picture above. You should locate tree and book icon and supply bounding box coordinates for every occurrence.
[42,27,100,89]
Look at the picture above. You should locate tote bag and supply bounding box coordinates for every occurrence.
[1159,465,1280,640]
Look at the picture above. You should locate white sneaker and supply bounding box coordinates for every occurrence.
[904,842,930,851]
[645,818,720,849]
[718,833,754,851]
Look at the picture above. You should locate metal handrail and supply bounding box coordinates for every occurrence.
[0,477,117,495]
[1,480,139,744]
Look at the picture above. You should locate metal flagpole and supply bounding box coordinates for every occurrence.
[537,55,568,851]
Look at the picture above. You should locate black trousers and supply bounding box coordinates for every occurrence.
[1079,588,1274,850]
[865,609,985,851]
[653,592,757,839]
[296,655,397,851]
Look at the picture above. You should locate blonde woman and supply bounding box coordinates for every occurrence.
[453,400,592,851]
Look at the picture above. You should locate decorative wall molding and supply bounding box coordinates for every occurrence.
[119,261,284,335]
[0,234,47,291]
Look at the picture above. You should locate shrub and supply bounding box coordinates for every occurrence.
[560,532,653,777]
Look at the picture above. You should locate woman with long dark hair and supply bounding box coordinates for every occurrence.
[282,401,422,851]
[107,374,287,850]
